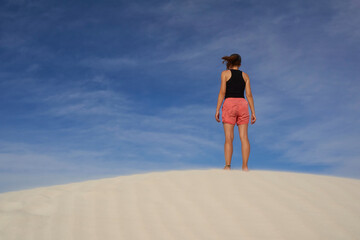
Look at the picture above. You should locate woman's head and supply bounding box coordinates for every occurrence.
[222,53,241,69]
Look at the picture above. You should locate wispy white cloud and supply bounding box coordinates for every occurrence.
[0,78,222,171]
[79,57,138,70]
[325,0,360,43]
[43,88,131,117]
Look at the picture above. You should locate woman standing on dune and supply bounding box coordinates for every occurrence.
[215,53,256,171]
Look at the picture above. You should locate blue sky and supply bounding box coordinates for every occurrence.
[0,0,359,193]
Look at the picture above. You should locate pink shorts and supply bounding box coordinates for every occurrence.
[222,98,250,125]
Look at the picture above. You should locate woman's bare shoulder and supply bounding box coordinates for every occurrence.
[221,69,231,79]
[221,69,231,74]
[242,71,250,81]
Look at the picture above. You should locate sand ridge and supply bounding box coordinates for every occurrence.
[0,169,359,240]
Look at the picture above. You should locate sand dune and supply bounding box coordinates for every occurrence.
[0,169,359,240]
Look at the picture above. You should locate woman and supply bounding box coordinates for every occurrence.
[215,53,256,171]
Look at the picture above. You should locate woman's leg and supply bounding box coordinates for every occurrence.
[238,123,250,171]
[223,123,235,169]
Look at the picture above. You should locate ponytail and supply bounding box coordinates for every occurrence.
[221,53,241,69]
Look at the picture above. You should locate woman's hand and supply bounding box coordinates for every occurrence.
[251,113,256,124]
[215,110,220,122]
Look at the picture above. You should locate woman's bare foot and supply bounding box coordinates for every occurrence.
[242,165,249,171]
[224,165,231,170]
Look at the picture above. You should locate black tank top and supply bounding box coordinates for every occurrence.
[225,69,245,99]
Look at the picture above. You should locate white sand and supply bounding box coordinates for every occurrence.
[0,169,359,240]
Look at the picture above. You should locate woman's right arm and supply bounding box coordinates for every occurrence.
[243,72,256,124]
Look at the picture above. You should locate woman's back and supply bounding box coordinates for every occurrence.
[225,69,246,99]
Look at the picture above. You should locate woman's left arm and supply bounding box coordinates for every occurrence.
[216,70,227,112]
